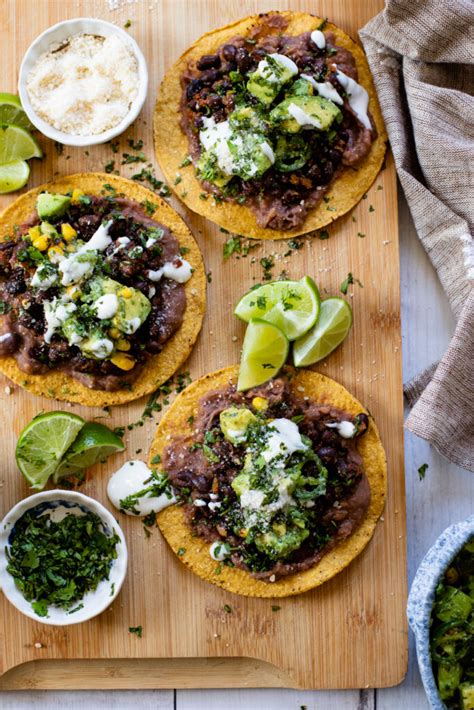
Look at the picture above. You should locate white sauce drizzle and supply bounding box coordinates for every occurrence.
[310,29,326,49]
[107,460,176,517]
[262,418,308,463]
[326,420,357,438]
[209,541,231,561]
[301,74,343,105]
[0,332,12,343]
[335,68,371,130]
[147,258,193,284]
[287,102,322,129]
[94,292,119,319]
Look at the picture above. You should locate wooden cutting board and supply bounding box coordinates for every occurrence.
[0,0,407,690]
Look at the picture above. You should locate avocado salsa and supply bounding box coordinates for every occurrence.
[0,189,192,390]
[162,376,371,581]
[430,539,474,709]
[180,16,374,231]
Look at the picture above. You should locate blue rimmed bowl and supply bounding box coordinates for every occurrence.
[407,515,474,709]
[0,490,127,625]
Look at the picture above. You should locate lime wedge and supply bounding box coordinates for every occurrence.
[0,160,30,193]
[0,93,32,129]
[238,319,289,391]
[16,412,85,490]
[0,125,42,163]
[53,423,125,481]
[234,276,320,341]
[293,298,353,366]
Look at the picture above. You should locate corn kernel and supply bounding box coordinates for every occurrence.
[28,226,42,241]
[119,287,133,299]
[71,188,84,204]
[116,338,131,351]
[238,528,249,538]
[252,396,268,412]
[61,223,77,241]
[32,235,50,252]
[110,353,136,371]
[108,327,121,339]
[66,285,81,300]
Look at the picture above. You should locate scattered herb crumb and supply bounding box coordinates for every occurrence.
[260,255,275,281]
[177,547,186,556]
[418,463,429,481]
[129,625,143,638]
[124,19,132,28]
[110,140,119,153]
[340,272,363,295]
[318,229,330,240]
[369,204,375,212]
[271,605,281,612]
[105,160,115,174]
[357,232,366,238]
[223,234,260,260]
[54,141,64,156]
[206,271,212,283]
[223,604,232,613]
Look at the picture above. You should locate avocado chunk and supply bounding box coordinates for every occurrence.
[40,221,60,238]
[229,106,267,133]
[88,277,151,335]
[80,329,114,360]
[220,406,258,445]
[435,586,473,622]
[36,192,71,220]
[270,95,342,133]
[460,682,474,710]
[247,54,298,106]
[285,78,314,97]
[255,523,309,559]
[196,150,233,188]
[231,471,251,498]
[437,662,463,701]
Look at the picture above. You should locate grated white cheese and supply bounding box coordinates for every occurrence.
[26,33,139,136]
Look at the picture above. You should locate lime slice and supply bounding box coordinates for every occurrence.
[0,125,42,163]
[0,160,30,193]
[237,319,289,391]
[53,423,125,480]
[16,412,85,490]
[293,298,353,367]
[234,276,320,341]
[0,93,32,129]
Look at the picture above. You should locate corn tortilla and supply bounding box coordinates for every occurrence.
[0,173,206,407]
[154,11,387,240]
[151,365,387,597]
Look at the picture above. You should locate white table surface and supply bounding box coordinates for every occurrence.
[2,186,472,710]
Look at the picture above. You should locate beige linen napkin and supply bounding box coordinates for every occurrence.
[360,0,474,471]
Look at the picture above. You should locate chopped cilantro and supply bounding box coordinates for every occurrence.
[179,156,192,168]
[6,511,120,616]
[129,625,143,638]
[151,454,162,465]
[318,230,330,240]
[177,547,186,556]
[122,152,146,165]
[127,138,143,151]
[141,199,157,216]
[124,19,132,28]
[260,256,274,281]
[271,605,281,612]
[105,160,115,174]
[223,604,232,613]
[418,463,429,481]
[340,272,363,295]
[357,232,366,238]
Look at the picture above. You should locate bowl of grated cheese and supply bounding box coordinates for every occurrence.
[18,18,148,147]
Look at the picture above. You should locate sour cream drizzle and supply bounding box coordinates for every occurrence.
[107,460,176,517]
[310,29,326,49]
[335,68,371,130]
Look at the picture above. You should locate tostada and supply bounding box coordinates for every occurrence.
[148,366,386,597]
[0,173,206,406]
[154,11,386,239]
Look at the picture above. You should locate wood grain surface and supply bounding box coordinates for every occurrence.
[0,0,407,691]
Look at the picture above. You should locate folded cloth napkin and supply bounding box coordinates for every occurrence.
[360,0,474,472]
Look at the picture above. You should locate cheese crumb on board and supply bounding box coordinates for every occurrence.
[26,33,139,136]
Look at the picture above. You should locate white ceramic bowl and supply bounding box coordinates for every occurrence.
[18,17,148,147]
[0,490,128,625]
[407,515,474,709]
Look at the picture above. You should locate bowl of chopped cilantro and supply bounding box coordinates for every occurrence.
[0,490,127,624]
[408,516,474,709]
